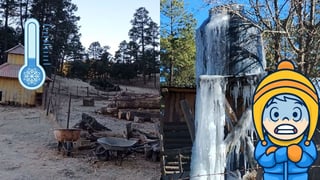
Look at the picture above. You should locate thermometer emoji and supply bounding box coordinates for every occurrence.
[18,18,46,90]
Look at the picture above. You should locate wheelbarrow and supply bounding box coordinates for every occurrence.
[54,128,81,156]
[95,137,139,165]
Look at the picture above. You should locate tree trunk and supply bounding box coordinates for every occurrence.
[116,100,160,109]
[100,107,118,115]
[126,110,160,121]
[118,109,129,119]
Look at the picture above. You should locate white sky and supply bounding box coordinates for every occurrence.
[75,0,160,56]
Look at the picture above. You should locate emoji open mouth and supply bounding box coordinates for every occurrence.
[274,124,297,134]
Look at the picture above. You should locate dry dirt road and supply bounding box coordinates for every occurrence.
[0,106,160,180]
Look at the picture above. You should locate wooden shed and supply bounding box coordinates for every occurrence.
[160,87,196,179]
[0,44,47,106]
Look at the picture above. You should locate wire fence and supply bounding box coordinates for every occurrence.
[169,164,320,180]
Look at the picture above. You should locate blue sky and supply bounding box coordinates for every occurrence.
[75,1,251,56]
[184,1,259,28]
[75,0,160,55]
[184,0,211,28]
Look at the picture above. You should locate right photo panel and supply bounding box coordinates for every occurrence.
[160,0,320,179]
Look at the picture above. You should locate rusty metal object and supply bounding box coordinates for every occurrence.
[53,128,81,142]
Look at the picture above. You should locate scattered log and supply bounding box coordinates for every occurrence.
[73,113,111,133]
[83,98,94,106]
[116,100,160,109]
[100,107,118,115]
[126,111,160,121]
[124,122,159,161]
[133,116,150,123]
[150,117,161,123]
[126,122,159,140]
[133,116,161,123]
[118,110,127,119]
[107,102,116,108]
[113,96,161,102]
[120,92,158,97]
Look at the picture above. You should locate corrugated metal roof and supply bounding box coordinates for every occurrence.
[0,63,52,82]
[0,63,21,78]
[5,44,24,55]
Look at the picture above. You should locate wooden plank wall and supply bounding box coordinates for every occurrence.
[0,78,43,105]
[163,87,196,123]
[161,87,196,178]
[7,54,24,65]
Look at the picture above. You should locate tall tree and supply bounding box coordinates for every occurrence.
[129,7,159,84]
[147,21,160,87]
[0,26,19,63]
[0,0,18,63]
[87,41,102,60]
[17,0,30,33]
[114,40,131,63]
[0,0,17,29]
[30,0,83,76]
[129,7,151,58]
[160,0,196,86]
[127,40,139,63]
[100,45,113,62]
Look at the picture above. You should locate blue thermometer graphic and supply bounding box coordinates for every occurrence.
[18,18,46,90]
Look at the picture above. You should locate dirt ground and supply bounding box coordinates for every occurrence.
[0,77,160,180]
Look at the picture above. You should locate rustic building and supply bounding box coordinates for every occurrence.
[0,44,48,106]
[160,87,196,179]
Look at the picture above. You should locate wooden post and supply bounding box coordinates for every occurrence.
[51,72,56,93]
[46,96,51,116]
[180,99,195,142]
[86,87,89,97]
[43,83,48,110]
[126,123,132,139]
[67,94,71,129]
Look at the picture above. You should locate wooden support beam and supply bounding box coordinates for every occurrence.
[179,99,195,142]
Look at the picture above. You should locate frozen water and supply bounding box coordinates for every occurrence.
[195,7,265,87]
[191,76,227,180]
[196,11,230,82]
[191,5,266,180]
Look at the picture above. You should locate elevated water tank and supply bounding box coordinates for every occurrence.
[196,4,266,83]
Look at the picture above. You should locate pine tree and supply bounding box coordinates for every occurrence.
[88,41,102,60]
[160,0,196,86]
[129,7,159,84]
[30,0,83,76]
[114,40,131,63]
[0,0,18,63]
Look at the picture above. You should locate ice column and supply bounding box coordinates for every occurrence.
[191,76,227,180]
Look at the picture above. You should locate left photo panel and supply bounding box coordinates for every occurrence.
[0,0,160,179]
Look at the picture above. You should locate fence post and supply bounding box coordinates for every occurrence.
[46,96,51,116]
[86,87,89,97]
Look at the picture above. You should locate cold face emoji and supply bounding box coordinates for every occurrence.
[262,94,309,141]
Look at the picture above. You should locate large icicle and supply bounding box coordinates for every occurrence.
[195,10,229,84]
[191,4,266,180]
[191,76,227,180]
